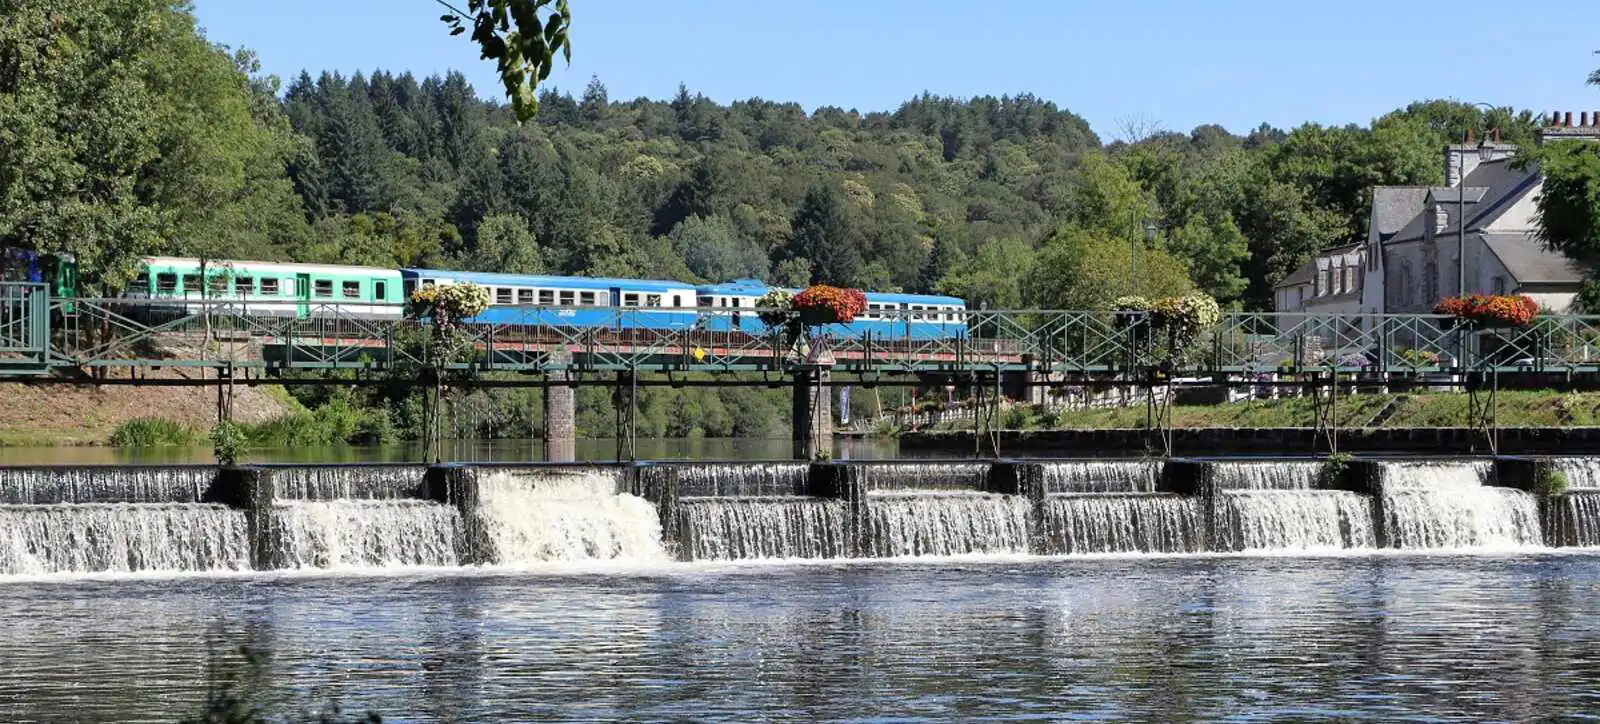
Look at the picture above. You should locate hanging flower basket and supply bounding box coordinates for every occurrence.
[793,285,868,325]
[409,282,490,335]
[1433,294,1538,329]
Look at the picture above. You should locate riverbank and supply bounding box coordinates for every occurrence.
[901,390,1600,433]
[0,379,296,447]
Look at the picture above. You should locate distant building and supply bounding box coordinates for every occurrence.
[1277,111,1600,321]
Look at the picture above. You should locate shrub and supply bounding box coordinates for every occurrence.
[210,421,248,467]
[109,418,201,447]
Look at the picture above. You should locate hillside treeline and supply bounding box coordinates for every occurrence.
[0,1,1553,442]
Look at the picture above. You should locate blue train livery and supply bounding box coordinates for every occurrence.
[399,268,700,330]
[693,280,967,339]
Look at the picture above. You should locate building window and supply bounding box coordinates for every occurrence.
[1317,270,1328,297]
[342,281,361,299]
[314,280,333,298]
[261,278,280,296]
[1492,276,1507,295]
[1342,267,1355,295]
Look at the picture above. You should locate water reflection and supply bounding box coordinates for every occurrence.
[3,556,1600,721]
[0,436,904,465]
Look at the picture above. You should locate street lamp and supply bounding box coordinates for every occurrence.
[1136,220,1158,293]
[1457,101,1498,298]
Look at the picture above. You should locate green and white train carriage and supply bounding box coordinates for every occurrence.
[125,257,404,319]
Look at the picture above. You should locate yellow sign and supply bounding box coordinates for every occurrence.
[692,347,706,361]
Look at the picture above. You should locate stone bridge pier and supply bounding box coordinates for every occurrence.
[792,367,832,460]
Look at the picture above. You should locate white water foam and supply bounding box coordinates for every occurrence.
[1211,461,1323,491]
[1039,461,1159,493]
[867,491,1030,557]
[473,471,667,563]
[676,496,848,560]
[269,500,462,569]
[1045,493,1203,554]
[1380,462,1541,549]
[0,503,248,575]
[1216,491,1376,551]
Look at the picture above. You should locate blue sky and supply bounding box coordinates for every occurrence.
[193,0,1600,140]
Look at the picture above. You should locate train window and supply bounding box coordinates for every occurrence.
[731,298,742,308]
[672,295,682,308]
[236,277,254,295]
[181,274,201,293]
[697,295,713,307]
[314,280,333,298]
[420,279,435,289]
[261,278,280,296]
[517,289,535,305]
[539,290,555,306]
[374,281,387,301]
[558,290,575,306]
[647,294,662,307]
[403,280,415,298]
[209,276,228,295]
[156,273,177,293]
[495,287,513,305]
[579,291,596,306]
[342,281,361,299]
[622,293,640,307]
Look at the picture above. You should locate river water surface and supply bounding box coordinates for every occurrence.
[2,553,1599,722]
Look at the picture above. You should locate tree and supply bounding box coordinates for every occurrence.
[1165,213,1250,305]
[1527,141,1600,266]
[778,183,865,286]
[464,213,543,273]
[936,238,1034,310]
[1026,226,1195,310]
[439,0,572,122]
[669,215,766,283]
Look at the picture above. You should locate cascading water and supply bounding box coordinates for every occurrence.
[866,491,1030,557]
[267,501,462,569]
[1211,461,1323,491]
[675,496,848,560]
[673,462,808,497]
[0,466,213,504]
[1038,460,1158,493]
[0,503,248,575]
[1380,462,1541,549]
[1546,491,1600,547]
[266,465,429,500]
[1215,491,1376,551]
[1043,493,1202,554]
[471,471,666,563]
[856,462,991,492]
[1554,457,1600,488]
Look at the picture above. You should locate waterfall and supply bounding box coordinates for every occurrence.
[266,465,428,500]
[672,462,809,497]
[675,496,848,560]
[1553,458,1600,489]
[1038,460,1158,493]
[1211,461,1323,491]
[267,501,462,569]
[1044,493,1202,554]
[1546,491,1600,547]
[0,466,213,504]
[471,471,667,563]
[866,491,1030,557]
[856,462,991,492]
[0,503,248,575]
[1380,462,1541,549]
[1215,491,1376,551]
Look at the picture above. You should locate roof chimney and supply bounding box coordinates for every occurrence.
[1567,111,1574,127]
[1584,112,1591,127]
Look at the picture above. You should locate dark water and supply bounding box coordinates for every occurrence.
[0,436,904,465]
[3,553,1600,722]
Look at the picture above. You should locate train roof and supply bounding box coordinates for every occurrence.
[694,279,965,306]
[140,256,397,277]
[864,291,966,306]
[400,268,695,292]
[695,279,775,295]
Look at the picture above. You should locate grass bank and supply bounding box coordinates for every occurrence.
[915,391,1600,432]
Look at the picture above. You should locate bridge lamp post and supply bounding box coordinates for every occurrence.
[1136,220,1158,294]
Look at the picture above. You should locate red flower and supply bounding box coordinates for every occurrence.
[1434,294,1538,327]
[793,285,868,324]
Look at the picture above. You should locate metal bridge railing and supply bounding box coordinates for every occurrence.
[12,293,1600,378]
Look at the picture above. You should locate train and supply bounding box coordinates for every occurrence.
[90,254,970,340]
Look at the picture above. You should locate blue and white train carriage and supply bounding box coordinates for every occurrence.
[693,280,968,340]
[399,268,699,329]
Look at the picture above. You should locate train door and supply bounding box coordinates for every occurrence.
[295,273,312,319]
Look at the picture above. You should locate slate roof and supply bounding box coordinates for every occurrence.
[1370,187,1429,241]
[1480,233,1587,283]
[1385,159,1540,245]
[1274,244,1359,289]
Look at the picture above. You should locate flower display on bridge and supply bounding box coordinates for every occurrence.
[1433,294,1539,328]
[409,282,490,334]
[793,285,868,325]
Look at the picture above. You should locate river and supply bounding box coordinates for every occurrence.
[1,554,1597,721]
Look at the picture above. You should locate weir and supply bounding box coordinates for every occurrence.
[5,456,1600,576]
